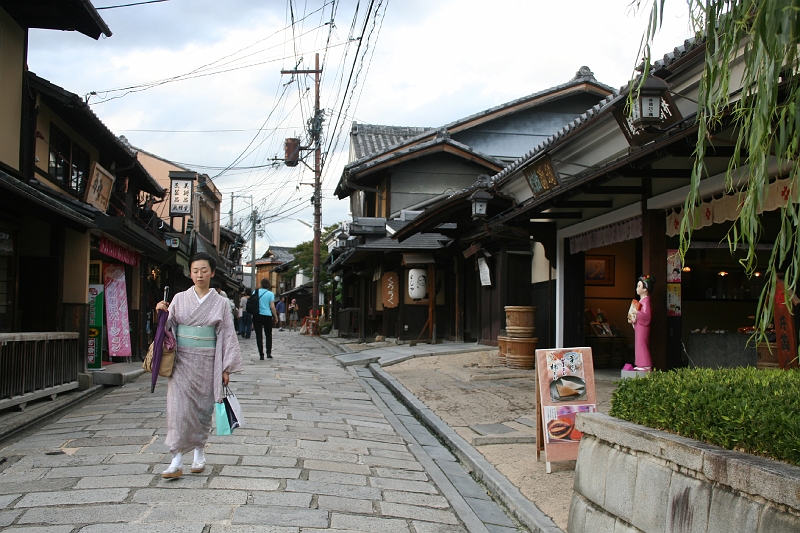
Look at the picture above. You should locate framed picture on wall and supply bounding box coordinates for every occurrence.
[585,255,615,286]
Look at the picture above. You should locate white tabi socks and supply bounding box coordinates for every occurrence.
[162,452,183,479]
[191,446,206,473]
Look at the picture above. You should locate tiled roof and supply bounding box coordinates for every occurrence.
[358,232,451,251]
[265,246,295,263]
[345,67,613,172]
[653,37,705,73]
[336,133,504,198]
[490,40,706,187]
[386,219,411,232]
[350,123,433,160]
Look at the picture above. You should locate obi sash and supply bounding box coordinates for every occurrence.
[176,325,217,348]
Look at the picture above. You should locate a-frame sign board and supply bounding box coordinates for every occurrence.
[535,347,597,473]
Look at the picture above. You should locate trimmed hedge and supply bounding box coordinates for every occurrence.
[610,367,800,466]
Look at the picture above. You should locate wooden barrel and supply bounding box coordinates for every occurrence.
[497,336,508,366]
[504,337,538,369]
[756,343,779,370]
[505,306,536,338]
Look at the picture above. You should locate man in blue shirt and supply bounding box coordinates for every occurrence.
[276,298,286,331]
[252,278,278,359]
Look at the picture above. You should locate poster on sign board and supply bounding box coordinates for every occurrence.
[104,264,132,359]
[536,347,597,473]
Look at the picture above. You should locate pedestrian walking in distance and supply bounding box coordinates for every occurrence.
[155,252,243,479]
[253,278,278,359]
[276,297,286,331]
[239,288,252,338]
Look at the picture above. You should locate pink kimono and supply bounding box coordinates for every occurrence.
[634,295,652,368]
[165,288,243,454]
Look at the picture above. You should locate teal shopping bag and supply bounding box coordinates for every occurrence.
[215,401,232,435]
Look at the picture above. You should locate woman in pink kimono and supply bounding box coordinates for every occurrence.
[156,252,243,478]
[628,275,653,371]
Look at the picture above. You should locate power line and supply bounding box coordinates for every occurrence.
[96,0,168,9]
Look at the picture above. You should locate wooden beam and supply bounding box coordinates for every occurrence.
[549,199,613,208]
[580,185,644,195]
[618,168,692,178]
[664,144,740,158]
[529,211,583,219]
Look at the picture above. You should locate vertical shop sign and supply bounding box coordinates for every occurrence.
[381,271,399,308]
[773,279,798,369]
[104,264,132,359]
[87,284,104,369]
[170,177,194,216]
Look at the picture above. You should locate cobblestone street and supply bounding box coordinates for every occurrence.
[0,332,521,533]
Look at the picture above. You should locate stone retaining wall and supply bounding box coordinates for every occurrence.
[568,413,800,533]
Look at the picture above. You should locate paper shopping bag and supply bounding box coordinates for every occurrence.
[223,386,244,429]
[215,402,232,436]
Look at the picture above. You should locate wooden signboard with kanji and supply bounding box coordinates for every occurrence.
[83,161,115,212]
[381,271,399,309]
[773,279,799,369]
[535,347,597,473]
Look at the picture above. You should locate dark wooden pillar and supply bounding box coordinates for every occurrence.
[563,243,584,347]
[642,191,669,370]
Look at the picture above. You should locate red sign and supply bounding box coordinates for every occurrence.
[773,280,798,369]
[104,264,132,359]
[99,237,140,267]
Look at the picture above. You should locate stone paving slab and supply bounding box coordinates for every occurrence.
[0,332,518,533]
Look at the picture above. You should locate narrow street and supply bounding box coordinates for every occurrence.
[0,332,521,533]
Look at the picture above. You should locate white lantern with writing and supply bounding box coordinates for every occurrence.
[408,269,427,300]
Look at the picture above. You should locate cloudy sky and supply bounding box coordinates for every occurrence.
[28,0,695,255]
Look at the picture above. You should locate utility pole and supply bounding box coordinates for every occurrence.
[230,194,254,289]
[251,208,257,292]
[229,193,234,228]
[282,53,323,314]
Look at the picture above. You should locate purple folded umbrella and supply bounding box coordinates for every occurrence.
[151,309,169,393]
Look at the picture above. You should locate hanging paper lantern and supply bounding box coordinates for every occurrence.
[408,269,427,300]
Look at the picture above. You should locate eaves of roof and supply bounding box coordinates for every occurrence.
[0,168,96,228]
[335,136,504,198]
[29,73,164,197]
[1,0,111,39]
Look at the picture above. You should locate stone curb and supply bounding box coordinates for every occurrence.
[91,363,146,386]
[369,363,564,533]
[0,384,105,443]
[379,345,489,367]
[472,434,537,446]
[354,371,491,533]
[578,412,800,513]
[335,353,381,367]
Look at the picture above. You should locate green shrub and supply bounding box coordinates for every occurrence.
[610,367,800,466]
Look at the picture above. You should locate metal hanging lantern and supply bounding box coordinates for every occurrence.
[470,189,493,220]
[630,76,669,129]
